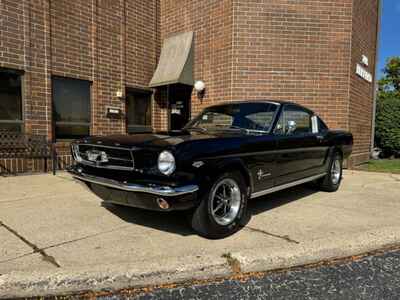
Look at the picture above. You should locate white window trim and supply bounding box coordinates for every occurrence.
[311,116,319,134]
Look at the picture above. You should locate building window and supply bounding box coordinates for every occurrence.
[0,69,23,132]
[126,89,152,133]
[53,77,91,140]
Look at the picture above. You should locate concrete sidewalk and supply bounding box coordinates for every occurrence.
[0,170,400,298]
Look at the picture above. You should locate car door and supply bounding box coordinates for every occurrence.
[273,104,328,186]
[239,106,279,193]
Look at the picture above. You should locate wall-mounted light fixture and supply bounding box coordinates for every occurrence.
[116,90,124,99]
[194,80,205,99]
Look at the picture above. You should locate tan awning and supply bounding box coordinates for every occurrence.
[149,31,194,87]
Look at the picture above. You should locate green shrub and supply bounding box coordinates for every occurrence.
[375,98,400,156]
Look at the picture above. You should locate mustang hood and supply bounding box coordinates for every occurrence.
[79,131,244,149]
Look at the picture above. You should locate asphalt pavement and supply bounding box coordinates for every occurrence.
[97,247,400,300]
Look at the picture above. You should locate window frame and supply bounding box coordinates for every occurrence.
[52,76,92,141]
[125,87,153,134]
[0,68,24,133]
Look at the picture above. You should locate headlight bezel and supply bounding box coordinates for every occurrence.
[157,150,176,176]
[71,143,83,162]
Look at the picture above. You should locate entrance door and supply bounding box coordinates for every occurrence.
[169,84,192,131]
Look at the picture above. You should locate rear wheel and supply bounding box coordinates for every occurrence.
[190,172,248,239]
[318,151,343,192]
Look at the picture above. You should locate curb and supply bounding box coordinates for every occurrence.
[1,226,400,298]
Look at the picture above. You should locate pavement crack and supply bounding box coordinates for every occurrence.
[244,226,300,244]
[41,225,131,251]
[222,253,242,274]
[0,225,131,266]
[0,221,60,268]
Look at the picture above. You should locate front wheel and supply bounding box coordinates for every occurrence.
[190,172,248,239]
[317,151,343,192]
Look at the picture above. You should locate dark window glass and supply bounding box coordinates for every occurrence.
[275,105,312,135]
[187,103,278,132]
[126,90,152,133]
[0,70,23,132]
[317,116,329,132]
[53,77,90,140]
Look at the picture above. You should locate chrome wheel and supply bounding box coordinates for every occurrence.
[210,178,242,226]
[331,158,341,185]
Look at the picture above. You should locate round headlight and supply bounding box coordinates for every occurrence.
[158,151,176,175]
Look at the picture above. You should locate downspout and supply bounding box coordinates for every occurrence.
[371,0,382,155]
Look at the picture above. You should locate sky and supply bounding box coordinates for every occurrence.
[378,0,400,78]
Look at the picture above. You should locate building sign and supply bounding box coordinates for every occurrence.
[356,63,372,83]
[106,107,122,117]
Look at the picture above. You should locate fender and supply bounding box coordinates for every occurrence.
[194,157,254,197]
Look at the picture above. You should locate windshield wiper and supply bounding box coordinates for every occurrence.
[185,126,208,132]
[211,125,248,133]
[213,125,268,135]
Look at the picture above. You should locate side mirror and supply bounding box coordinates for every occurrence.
[286,120,297,135]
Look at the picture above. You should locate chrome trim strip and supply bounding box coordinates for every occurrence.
[77,161,135,171]
[78,143,140,151]
[250,173,327,199]
[70,171,199,196]
[203,146,329,160]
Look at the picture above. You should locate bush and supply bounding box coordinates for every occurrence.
[375,98,400,157]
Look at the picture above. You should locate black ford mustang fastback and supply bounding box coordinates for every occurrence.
[68,101,353,239]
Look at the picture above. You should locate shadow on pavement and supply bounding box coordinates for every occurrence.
[94,183,319,237]
[103,203,194,236]
[248,185,318,216]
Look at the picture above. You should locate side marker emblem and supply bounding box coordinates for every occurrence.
[257,169,271,180]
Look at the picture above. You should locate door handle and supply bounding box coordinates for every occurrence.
[316,135,324,142]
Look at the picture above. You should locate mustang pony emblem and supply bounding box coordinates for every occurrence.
[86,149,109,163]
[257,169,271,180]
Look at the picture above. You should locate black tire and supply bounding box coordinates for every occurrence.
[318,151,343,192]
[190,171,248,239]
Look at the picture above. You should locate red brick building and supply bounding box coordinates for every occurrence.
[0,0,379,173]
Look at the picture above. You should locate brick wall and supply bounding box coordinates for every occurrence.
[0,0,379,174]
[0,0,158,173]
[159,0,234,119]
[231,0,353,132]
[158,0,378,165]
[348,0,379,166]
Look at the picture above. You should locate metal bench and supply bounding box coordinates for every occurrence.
[0,130,56,175]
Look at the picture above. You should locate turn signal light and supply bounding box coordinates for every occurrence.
[157,198,170,210]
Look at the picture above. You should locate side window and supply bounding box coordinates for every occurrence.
[274,105,312,135]
[317,117,328,132]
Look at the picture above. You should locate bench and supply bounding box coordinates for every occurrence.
[0,130,56,175]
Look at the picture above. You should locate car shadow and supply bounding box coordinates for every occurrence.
[247,185,318,217]
[97,184,319,237]
[103,203,195,236]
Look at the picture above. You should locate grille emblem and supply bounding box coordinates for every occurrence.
[86,149,109,163]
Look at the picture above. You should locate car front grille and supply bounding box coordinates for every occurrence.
[73,144,135,171]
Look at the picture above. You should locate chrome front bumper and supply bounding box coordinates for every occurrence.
[69,169,199,197]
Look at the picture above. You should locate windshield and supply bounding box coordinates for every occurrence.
[185,102,278,134]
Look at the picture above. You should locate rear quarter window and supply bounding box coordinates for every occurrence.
[318,117,329,132]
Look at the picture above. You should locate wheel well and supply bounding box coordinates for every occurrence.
[333,147,343,159]
[216,162,252,195]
